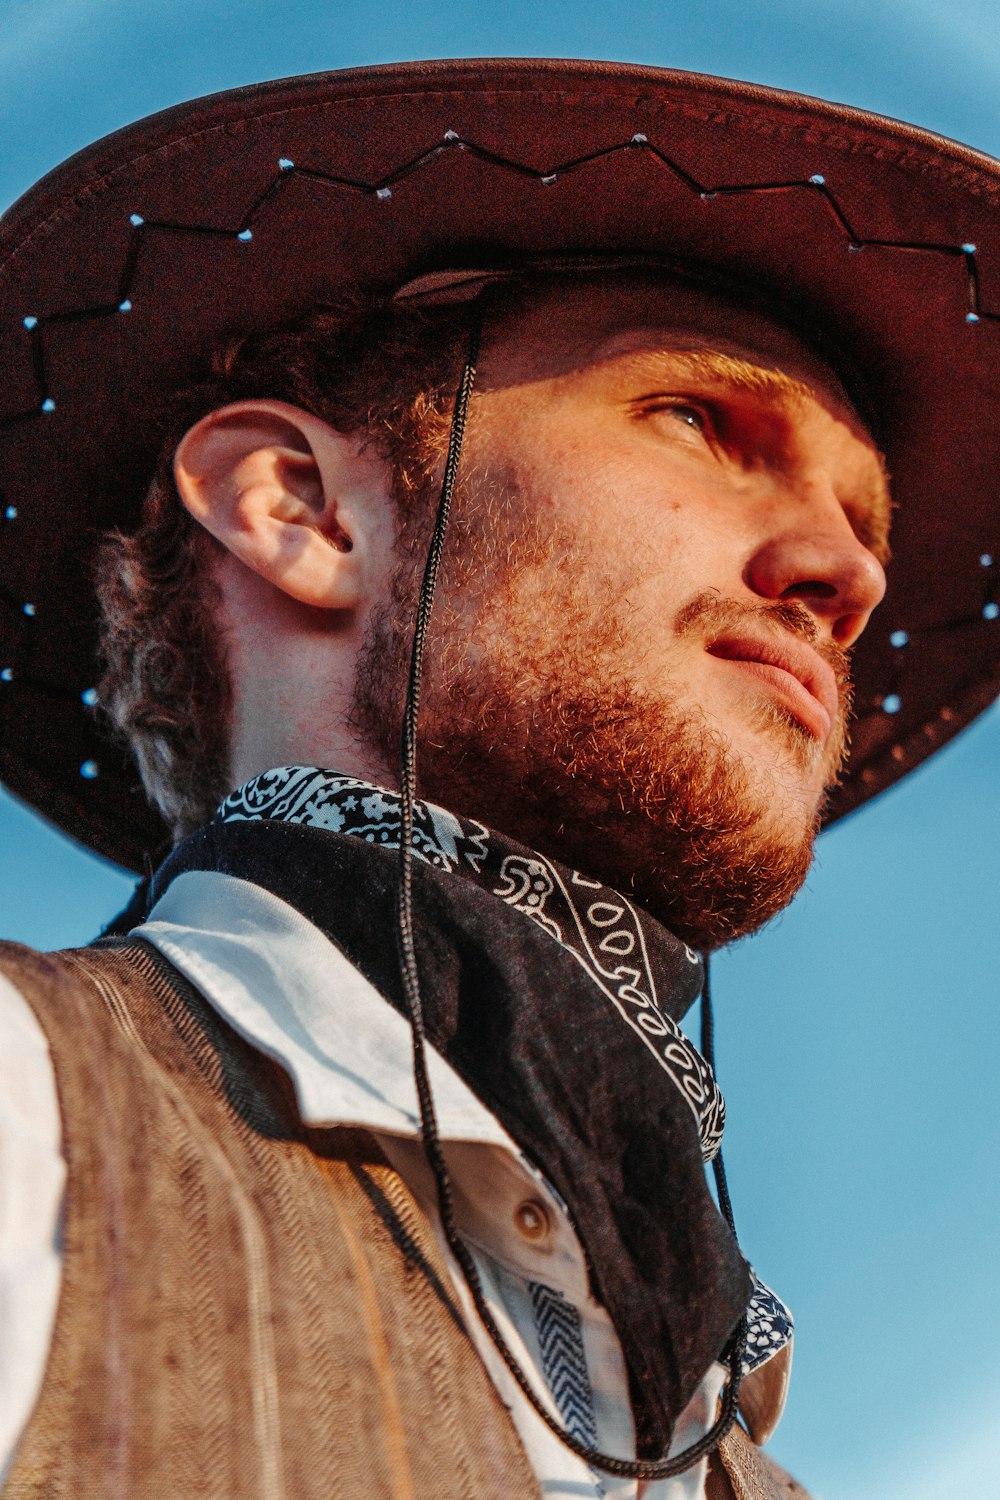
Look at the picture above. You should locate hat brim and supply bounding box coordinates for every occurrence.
[0,58,997,871]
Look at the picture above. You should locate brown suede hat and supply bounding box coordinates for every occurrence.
[0,58,997,872]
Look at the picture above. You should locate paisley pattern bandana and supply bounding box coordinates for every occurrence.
[152,764,789,1454]
[224,766,727,1158]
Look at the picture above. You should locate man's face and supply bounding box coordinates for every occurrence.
[356,275,890,947]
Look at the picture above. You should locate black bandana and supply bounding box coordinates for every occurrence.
[152,765,776,1454]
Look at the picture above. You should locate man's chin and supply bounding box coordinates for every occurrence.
[419,712,824,953]
[532,790,820,953]
[626,820,818,951]
[722,702,844,810]
[630,745,825,950]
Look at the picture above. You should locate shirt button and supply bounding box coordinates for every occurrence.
[513,1199,550,1243]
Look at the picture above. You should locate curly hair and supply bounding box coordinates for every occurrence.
[95,294,471,841]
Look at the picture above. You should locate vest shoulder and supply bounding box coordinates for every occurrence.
[0,940,161,1049]
[0,938,128,988]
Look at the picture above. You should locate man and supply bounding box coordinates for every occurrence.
[0,59,996,1500]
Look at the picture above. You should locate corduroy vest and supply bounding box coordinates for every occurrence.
[0,938,808,1500]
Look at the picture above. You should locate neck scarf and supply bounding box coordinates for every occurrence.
[153,765,779,1454]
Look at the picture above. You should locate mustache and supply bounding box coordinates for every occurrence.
[674,590,854,711]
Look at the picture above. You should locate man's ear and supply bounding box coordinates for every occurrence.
[174,399,382,609]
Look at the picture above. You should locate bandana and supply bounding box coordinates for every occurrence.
[152,764,789,1454]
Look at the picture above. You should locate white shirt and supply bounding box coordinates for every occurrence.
[0,869,788,1495]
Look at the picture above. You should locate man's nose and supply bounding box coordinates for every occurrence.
[745,483,887,647]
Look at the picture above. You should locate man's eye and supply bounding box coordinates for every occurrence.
[665,403,709,436]
[635,396,719,444]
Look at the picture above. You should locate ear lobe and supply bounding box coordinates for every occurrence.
[174,398,362,608]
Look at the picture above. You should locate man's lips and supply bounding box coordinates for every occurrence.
[706,630,841,742]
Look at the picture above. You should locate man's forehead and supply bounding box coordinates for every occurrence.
[479,272,860,422]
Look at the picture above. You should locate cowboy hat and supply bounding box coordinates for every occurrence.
[0,58,996,871]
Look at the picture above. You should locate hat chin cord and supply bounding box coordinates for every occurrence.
[393,313,747,1479]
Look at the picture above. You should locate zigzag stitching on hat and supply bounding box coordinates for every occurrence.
[528,1280,599,1448]
[2,129,997,436]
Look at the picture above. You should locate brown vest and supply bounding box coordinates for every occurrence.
[0,938,808,1499]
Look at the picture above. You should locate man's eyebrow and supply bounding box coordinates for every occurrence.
[611,347,827,405]
[609,346,895,564]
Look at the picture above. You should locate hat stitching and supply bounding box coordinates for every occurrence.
[2,134,997,339]
[6,78,1000,272]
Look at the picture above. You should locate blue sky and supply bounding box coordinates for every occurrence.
[2,4,999,1496]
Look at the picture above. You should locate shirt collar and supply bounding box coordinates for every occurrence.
[138,868,517,1147]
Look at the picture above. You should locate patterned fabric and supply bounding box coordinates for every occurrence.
[742,1278,794,1377]
[528,1282,599,1449]
[527,1270,794,1444]
[219,766,725,1161]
